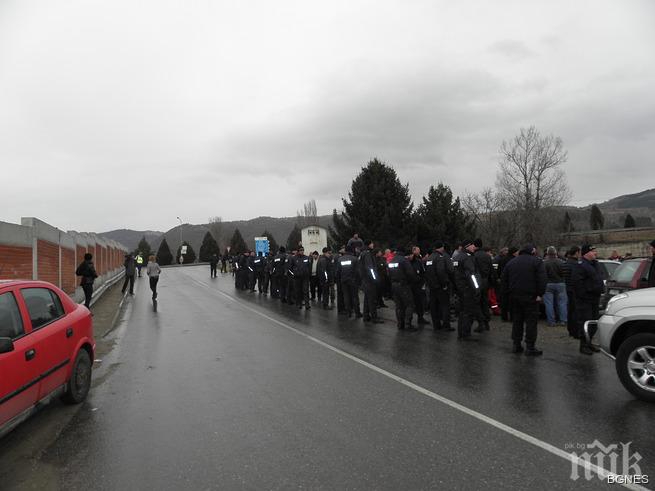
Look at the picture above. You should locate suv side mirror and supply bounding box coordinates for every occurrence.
[0,337,14,354]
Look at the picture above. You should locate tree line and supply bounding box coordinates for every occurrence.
[137,125,638,263]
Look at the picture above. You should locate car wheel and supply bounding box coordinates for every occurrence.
[62,349,92,404]
[615,333,655,403]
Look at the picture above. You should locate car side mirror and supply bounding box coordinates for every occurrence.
[0,337,14,354]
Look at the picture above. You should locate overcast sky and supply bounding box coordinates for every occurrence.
[1,0,654,233]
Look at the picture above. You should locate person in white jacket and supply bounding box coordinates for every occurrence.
[146,255,162,300]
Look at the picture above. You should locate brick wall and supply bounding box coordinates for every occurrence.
[1,218,127,302]
[37,240,60,286]
[0,245,32,279]
[61,247,76,294]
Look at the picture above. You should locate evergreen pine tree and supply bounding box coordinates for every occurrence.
[286,224,302,250]
[199,231,221,262]
[414,183,475,250]
[328,158,413,246]
[134,236,153,258]
[261,230,279,254]
[156,238,173,266]
[177,241,197,263]
[624,214,636,228]
[590,204,604,230]
[229,228,248,255]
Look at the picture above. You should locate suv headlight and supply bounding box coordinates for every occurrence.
[605,293,628,314]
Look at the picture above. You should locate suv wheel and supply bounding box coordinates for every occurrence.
[616,333,655,402]
[62,349,92,404]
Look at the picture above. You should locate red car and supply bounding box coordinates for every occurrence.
[0,280,95,437]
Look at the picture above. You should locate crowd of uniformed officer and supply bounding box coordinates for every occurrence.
[229,235,487,334]
[225,233,617,356]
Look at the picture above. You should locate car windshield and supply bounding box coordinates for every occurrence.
[601,262,620,280]
[611,260,641,283]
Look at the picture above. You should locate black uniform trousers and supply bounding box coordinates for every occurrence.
[336,279,345,313]
[392,282,414,328]
[285,275,295,304]
[210,264,217,277]
[256,272,265,292]
[429,287,451,329]
[362,280,378,319]
[479,284,490,324]
[295,277,310,307]
[510,295,539,346]
[310,275,319,300]
[457,288,478,338]
[575,297,599,345]
[341,280,360,316]
[411,285,426,319]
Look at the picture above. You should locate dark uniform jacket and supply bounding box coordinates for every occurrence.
[292,254,311,278]
[388,254,418,285]
[359,249,379,284]
[452,250,480,294]
[124,257,136,276]
[253,256,265,272]
[571,258,604,303]
[474,250,495,288]
[336,253,358,283]
[424,251,453,289]
[317,255,334,284]
[272,252,287,276]
[501,252,547,299]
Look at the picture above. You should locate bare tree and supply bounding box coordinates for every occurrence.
[296,199,318,228]
[463,188,518,248]
[207,216,225,249]
[496,126,571,243]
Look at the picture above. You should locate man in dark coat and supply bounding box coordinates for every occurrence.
[292,247,311,309]
[76,253,98,309]
[501,244,547,355]
[424,242,455,331]
[336,246,361,318]
[121,254,136,295]
[317,247,335,310]
[359,240,383,323]
[571,244,605,355]
[209,253,219,278]
[387,246,419,330]
[452,240,481,340]
[473,239,494,331]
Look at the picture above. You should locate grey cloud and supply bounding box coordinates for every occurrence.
[489,40,536,60]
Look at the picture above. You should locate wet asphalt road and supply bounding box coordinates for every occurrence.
[4,265,654,490]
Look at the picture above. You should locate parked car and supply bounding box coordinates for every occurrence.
[600,257,652,310]
[586,287,655,402]
[0,280,95,437]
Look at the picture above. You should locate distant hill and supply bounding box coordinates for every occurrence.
[599,188,655,210]
[100,215,334,257]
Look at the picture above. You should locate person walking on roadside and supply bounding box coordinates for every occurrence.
[543,246,567,327]
[210,253,219,278]
[76,253,98,309]
[136,253,145,277]
[501,244,547,356]
[121,254,136,295]
[146,255,161,300]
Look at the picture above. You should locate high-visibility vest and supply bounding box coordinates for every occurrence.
[136,256,144,265]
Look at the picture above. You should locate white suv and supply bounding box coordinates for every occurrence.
[586,287,655,402]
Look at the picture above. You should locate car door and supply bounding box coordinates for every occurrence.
[0,290,40,427]
[19,287,71,401]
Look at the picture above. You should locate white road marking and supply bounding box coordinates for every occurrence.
[189,275,648,491]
